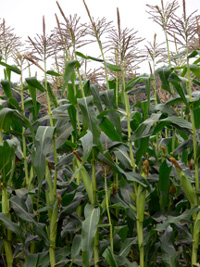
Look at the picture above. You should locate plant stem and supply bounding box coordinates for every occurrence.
[19,65,29,187]
[2,187,13,267]
[91,149,99,266]
[104,168,113,251]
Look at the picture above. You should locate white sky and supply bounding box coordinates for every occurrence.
[0,0,199,81]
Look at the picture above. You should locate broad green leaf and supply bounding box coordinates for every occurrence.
[7,97,22,111]
[154,104,176,116]
[80,131,93,163]
[125,76,151,92]
[188,50,200,58]
[46,70,62,76]
[78,96,100,146]
[71,235,81,259]
[0,61,21,74]
[160,226,176,267]
[27,84,38,119]
[99,117,121,142]
[161,116,192,130]
[171,50,186,60]
[157,67,173,93]
[190,64,200,78]
[155,206,199,232]
[135,137,149,165]
[119,238,137,257]
[0,140,16,183]
[0,213,21,236]
[173,138,193,155]
[100,89,121,135]
[1,80,12,98]
[68,105,78,138]
[62,60,78,95]
[90,83,103,112]
[33,126,55,187]
[168,73,188,107]
[24,254,39,267]
[131,113,161,140]
[47,82,58,107]
[159,160,172,210]
[112,146,132,169]
[10,196,49,246]
[103,246,118,267]
[75,159,94,203]
[25,77,46,91]
[81,205,100,262]
[104,62,121,71]
[113,225,127,241]
[75,51,103,62]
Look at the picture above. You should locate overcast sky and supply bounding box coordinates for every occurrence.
[0,0,199,80]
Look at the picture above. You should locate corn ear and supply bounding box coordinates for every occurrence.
[177,171,197,206]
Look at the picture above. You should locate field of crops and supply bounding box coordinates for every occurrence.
[0,0,200,266]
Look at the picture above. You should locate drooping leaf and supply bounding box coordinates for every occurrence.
[99,117,121,142]
[75,51,103,62]
[131,113,161,140]
[103,246,118,267]
[46,70,62,76]
[10,196,49,246]
[0,213,21,236]
[104,62,121,71]
[25,77,46,91]
[160,226,177,267]
[190,64,200,78]
[0,61,21,74]
[157,67,173,93]
[1,80,12,98]
[161,116,192,130]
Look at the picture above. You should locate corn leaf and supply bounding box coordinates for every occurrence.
[160,226,177,267]
[81,204,100,263]
[33,126,55,187]
[25,77,46,91]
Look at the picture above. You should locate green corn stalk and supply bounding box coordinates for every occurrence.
[170,157,200,265]
[41,16,59,266]
[1,144,16,267]
[104,166,113,251]
[136,160,149,267]
[18,60,29,188]
[2,186,13,267]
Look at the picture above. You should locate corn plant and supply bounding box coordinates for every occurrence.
[0,1,200,266]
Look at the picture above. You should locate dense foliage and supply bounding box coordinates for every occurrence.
[0,0,200,266]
